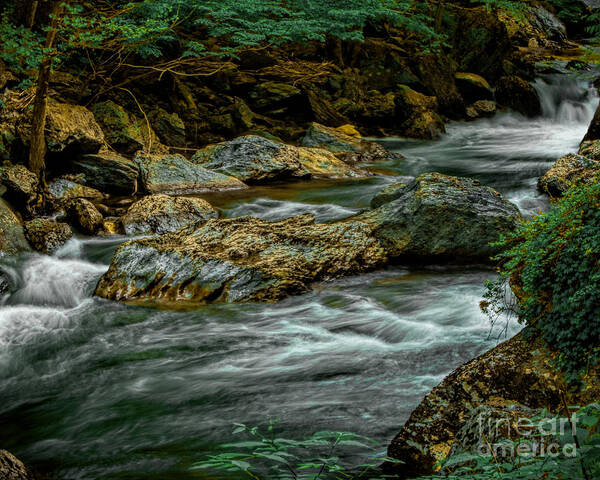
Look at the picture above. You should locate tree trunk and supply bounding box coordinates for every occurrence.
[25,0,39,29]
[28,0,64,184]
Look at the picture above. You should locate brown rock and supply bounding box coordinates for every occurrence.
[538,153,600,198]
[24,218,72,254]
[66,198,103,235]
[0,450,38,480]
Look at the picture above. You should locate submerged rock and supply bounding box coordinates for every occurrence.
[538,153,600,197]
[137,153,246,195]
[67,198,104,235]
[121,194,218,235]
[495,76,541,117]
[73,151,139,195]
[356,173,521,261]
[24,218,72,254]
[192,135,310,183]
[95,214,386,304]
[0,198,30,256]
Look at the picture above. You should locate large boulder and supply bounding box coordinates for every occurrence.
[301,123,400,164]
[0,450,38,480]
[192,135,310,184]
[579,139,600,161]
[48,177,105,203]
[0,198,30,256]
[149,107,186,147]
[538,153,600,198]
[120,194,218,236]
[44,100,105,154]
[137,153,246,195]
[454,72,494,104]
[0,163,38,207]
[355,173,521,261]
[297,147,365,178]
[395,86,445,139]
[385,331,599,478]
[66,198,104,235]
[495,76,542,117]
[72,151,139,195]
[24,218,72,254]
[95,214,387,304]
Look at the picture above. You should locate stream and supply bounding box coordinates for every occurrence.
[0,73,597,479]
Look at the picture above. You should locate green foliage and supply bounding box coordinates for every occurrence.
[417,403,600,480]
[192,419,401,479]
[483,181,600,384]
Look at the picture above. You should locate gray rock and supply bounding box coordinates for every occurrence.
[121,194,218,235]
[0,198,30,257]
[370,178,417,209]
[73,151,139,195]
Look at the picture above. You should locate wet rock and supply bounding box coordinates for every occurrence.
[579,139,600,161]
[495,76,541,117]
[66,198,104,235]
[583,102,600,142]
[137,153,246,195]
[93,101,161,155]
[95,214,387,304]
[370,178,417,208]
[192,135,310,184]
[73,151,139,195]
[149,107,186,147]
[0,449,38,480]
[102,218,124,236]
[386,333,565,478]
[454,72,494,104]
[43,100,104,154]
[395,86,445,139]
[297,147,365,178]
[538,153,600,198]
[301,123,399,164]
[121,194,218,236]
[466,100,497,119]
[48,177,105,203]
[24,218,72,254]
[355,173,521,261]
[0,163,38,206]
[0,198,30,256]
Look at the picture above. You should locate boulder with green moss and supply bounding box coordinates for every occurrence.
[538,153,600,198]
[24,218,72,254]
[0,198,30,256]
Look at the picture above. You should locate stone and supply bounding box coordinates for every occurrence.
[466,100,497,119]
[0,198,30,257]
[579,139,600,161]
[66,198,104,235]
[395,86,445,139]
[297,147,365,178]
[454,72,494,104]
[0,450,38,480]
[48,177,105,203]
[44,100,105,154]
[495,76,542,117]
[336,125,361,138]
[95,214,387,305]
[149,107,186,147]
[249,82,302,109]
[120,194,218,236]
[137,153,246,195]
[583,103,600,143]
[24,218,72,254]
[370,178,417,208]
[192,135,310,184]
[73,151,139,195]
[355,173,522,261]
[0,163,38,205]
[538,153,600,198]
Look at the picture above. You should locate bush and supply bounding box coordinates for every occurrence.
[482,181,600,385]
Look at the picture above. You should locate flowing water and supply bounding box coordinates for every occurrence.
[0,74,597,479]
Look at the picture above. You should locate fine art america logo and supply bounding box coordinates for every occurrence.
[477,413,580,458]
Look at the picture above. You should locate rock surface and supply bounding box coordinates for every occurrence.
[466,100,496,119]
[356,173,521,261]
[538,153,600,197]
[0,163,38,207]
[66,198,104,235]
[192,135,310,183]
[121,194,218,235]
[0,198,30,256]
[73,151,139,195]
[48,177,105,203]
[95,214,387,304]
[137,153,246,195]
[495,76,541,117]
[583,102,600,143]
[454,72,494,104]
[395,86,445,139]
[297,147,365,178]
[24,218,72,254]
[0,450,38,480]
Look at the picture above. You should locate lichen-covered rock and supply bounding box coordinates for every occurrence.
[192,136,310,184]
[538,153,600,198]
[95,214,387,304]
[466,100,497,119]
[149,107,186,147]
[355,173,521,261]
[297,147,365,178]
[249,82,301,109]
[386,333,565,478]
[454,72,494,104]
[0,163,38,205]
[93,101,162,155]
[0,449,38,480]
[44,100,104,154]
[137,153,246,195]
[73,151,139,195]
[24,218,72,254]
[48,177,105,203]
[66,198,103,235]
[495,76,541,117]
[301,123,400,164]
[120,194,218,236]
[579,139,600,161]
[0,198,30,256]
[395,86,445,139]
[370,178,417,208]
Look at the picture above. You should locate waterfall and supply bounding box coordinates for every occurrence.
[534,74,599,125]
